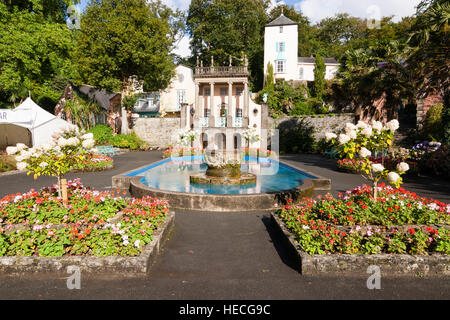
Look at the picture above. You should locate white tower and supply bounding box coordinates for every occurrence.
[264,13,298,82]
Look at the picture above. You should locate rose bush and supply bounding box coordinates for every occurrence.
[0,179,169,257]
[278,184,450,255]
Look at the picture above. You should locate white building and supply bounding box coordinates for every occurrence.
[160,65,196,113]
[264,14,339,83]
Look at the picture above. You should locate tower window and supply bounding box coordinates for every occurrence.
[279,26,283,33]
[276,60,285,73]
[299,67,304,80]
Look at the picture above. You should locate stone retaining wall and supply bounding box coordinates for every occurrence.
[133,118,182,149]
[269,113,356,141]
[271,213,450,277]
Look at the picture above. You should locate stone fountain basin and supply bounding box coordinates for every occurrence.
[190,172,256,186]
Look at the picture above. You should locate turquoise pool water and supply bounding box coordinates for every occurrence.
[125,156,316,195]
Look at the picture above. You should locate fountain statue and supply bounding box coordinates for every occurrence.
[189,144,256,185]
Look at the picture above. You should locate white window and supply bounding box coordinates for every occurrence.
[299,67,304,80]
[276,60,285,73]
[279,26,283,33]
[177,89,186,110]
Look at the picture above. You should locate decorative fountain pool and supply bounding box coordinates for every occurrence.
[112,152,330,211]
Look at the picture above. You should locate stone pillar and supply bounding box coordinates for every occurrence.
[209,82,215,126]
[194,82,199,115]
[243,81,249,126]
[227,81,233,127]
[180,103,187,128]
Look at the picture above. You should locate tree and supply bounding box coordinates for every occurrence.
[0,1,77,109]
[187,0,268,90]
[72,0,178,92]
[265,62,274,89]
[313,55,325,100]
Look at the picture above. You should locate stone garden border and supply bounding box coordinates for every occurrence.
[0,211,175,277]
[112,158,331,212]
[271,212,450,277]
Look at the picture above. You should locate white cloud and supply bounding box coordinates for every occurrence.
[160,0,191,11]
[173,35,191,58]
[295,0,422,24]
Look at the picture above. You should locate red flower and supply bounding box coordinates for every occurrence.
[408,228,416,235]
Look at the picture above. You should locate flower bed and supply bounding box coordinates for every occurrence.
[0,152,16,173]
[278,184,449,255]
[0,179,170,257]
[72,154,114,172]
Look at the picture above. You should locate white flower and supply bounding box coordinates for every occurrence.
[42,143,54,152]
[396,162,409,172]
[359,147,371,158]
[67,137,80,146]
[57,137,68,147]
[371,163,384,173]
[39,162,48,169]
[81,133,94,140]
[134,239,141,247]
[123,240,129,246]
[16,143,27,151]
[356,121,368,129]
[387,172,400,183]
[325,132,337,142]
[385,119,399,132]
[302,225,310,230]
[371,120,383,132]
[338,134,351,145]
[82,139,95,149]
[345,123,357,131]
[361,127,372,137]
[16,162,27,171]
[347,129,357,139]
[6,146,18,155]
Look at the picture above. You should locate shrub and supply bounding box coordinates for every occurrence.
[109,132,148,150]
[0,153,16,172]
[87,124,113,145]
[279,119,316,153]
[423,103,443,141]
[424,145,450,178]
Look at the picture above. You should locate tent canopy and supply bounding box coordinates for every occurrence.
[0,97,74,147]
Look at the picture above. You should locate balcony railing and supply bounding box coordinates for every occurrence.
[194,65,248,78]
[232,117,243,128]
[215,117,226,128]
[199,117,209,128]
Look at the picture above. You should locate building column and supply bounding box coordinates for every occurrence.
[227,81,233,127]
[209,82,215,127]
[194,82,199,115]
[244,81,249,116]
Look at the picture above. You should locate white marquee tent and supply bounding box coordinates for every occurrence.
[0,97,73,148]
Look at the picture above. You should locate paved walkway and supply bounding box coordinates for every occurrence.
[0,151,449,299]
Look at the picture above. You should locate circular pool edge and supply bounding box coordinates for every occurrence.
[112,159,331,212]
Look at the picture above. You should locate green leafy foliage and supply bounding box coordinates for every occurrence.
[423,103,443,141]
[87,124,114,145]
[108,133,148,150]
[72,0,177,92]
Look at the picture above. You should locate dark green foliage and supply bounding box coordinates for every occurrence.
[424,145,450,178]
[278,119,316,154]
[313,55,325,100]
[423,104,443,141]
[73,0,177,92]
[442,91,450,145]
